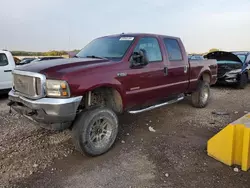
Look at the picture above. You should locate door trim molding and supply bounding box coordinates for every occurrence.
[126,80,189,95]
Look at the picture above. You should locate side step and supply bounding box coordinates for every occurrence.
[128,94,184,114]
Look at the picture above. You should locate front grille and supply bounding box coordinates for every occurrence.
[12,71,45,99]
[217,63,242,78]
[217,68,228,78]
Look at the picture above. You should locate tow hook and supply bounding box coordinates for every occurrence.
[27,111,37,116]
[7,101,14,106]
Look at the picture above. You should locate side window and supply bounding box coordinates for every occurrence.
[134,37,162,62]
[0,53,9,66]
[163,38,183,61]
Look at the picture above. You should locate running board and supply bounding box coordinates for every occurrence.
[128,95,184,114]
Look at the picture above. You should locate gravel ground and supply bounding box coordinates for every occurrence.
[1,86,250,188]
[0,95,74,187]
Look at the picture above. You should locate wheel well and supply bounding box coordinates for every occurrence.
[81,87,123,114]
[200,72,211,83]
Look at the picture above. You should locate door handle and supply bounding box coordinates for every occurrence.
[163,67,168,76]
[4,70,12,72]
[184,65,188,73]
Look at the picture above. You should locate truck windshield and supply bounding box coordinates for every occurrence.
[76,36,134,61]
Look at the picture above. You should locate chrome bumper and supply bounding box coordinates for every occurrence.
[8,90,82,130]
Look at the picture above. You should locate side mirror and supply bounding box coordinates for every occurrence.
[129,49,149,68]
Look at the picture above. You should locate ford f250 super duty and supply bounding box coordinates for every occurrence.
[8,33,217,156]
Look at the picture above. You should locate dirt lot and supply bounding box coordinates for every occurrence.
[1,86,250,188]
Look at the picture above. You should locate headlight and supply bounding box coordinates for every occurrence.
[46,80,70,97]
[227,69,241,74]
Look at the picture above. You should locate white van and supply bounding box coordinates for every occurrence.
[0,50,16,92]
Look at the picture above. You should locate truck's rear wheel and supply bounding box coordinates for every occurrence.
[72,107,118,156]
[191,80,210,108]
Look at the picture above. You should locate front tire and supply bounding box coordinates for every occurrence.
[191,80,210,108]
[237,73,248,89]
[72,107,118,156]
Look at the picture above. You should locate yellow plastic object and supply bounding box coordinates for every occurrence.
[207,113,250,171]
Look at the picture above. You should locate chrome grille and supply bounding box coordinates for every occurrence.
[12,70,46,99]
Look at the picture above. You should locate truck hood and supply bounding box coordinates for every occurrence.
[15,57,112,78]
[205,51,242,63]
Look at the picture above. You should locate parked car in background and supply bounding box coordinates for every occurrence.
[205,51,250,89]
[231,51,250,65]
[188,54,205,61]
[13,57,21,64]
[18,58,36,65]
[31,56,64,63]
[0,50,16,93]
[8,33,217,156]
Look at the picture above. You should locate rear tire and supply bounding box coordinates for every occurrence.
[237,73,248,89]
[191,80,210,108]
[72,107,118,156]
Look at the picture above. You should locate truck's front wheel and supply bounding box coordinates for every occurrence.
[191,80,210,108]
[72,107,118,156]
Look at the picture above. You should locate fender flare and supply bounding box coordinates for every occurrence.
[83,81,126,111]
[198,69,212,83]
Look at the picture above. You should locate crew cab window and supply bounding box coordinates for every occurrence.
[164,38,183,61]
[0,53,8,66]
[134,37,162,62]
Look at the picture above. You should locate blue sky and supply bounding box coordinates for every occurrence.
[1,0,250,53]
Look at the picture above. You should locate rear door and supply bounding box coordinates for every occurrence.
[162,38,189,94]
[0,53,14,90]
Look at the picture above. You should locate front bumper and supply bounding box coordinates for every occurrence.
[8,90,82,130]
[217,73,239,84]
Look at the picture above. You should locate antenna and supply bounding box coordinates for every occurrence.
[68,17,71,52]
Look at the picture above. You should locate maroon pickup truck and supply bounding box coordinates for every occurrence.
[8,33,217,156]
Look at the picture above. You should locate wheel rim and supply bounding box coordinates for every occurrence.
[89,117,113,148]
[201,86,209,104]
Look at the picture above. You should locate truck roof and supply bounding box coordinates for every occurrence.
[0,50,9,53]
[99,33,181,40]
[0,50,13,55]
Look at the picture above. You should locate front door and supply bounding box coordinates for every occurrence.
[119,37,172,109]
[0,53,13,90]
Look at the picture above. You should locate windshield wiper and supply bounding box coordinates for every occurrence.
[86,55,108,60]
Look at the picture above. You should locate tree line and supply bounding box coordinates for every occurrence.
[12,49,80,56]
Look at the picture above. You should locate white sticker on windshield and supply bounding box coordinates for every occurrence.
[119,37,134,41]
